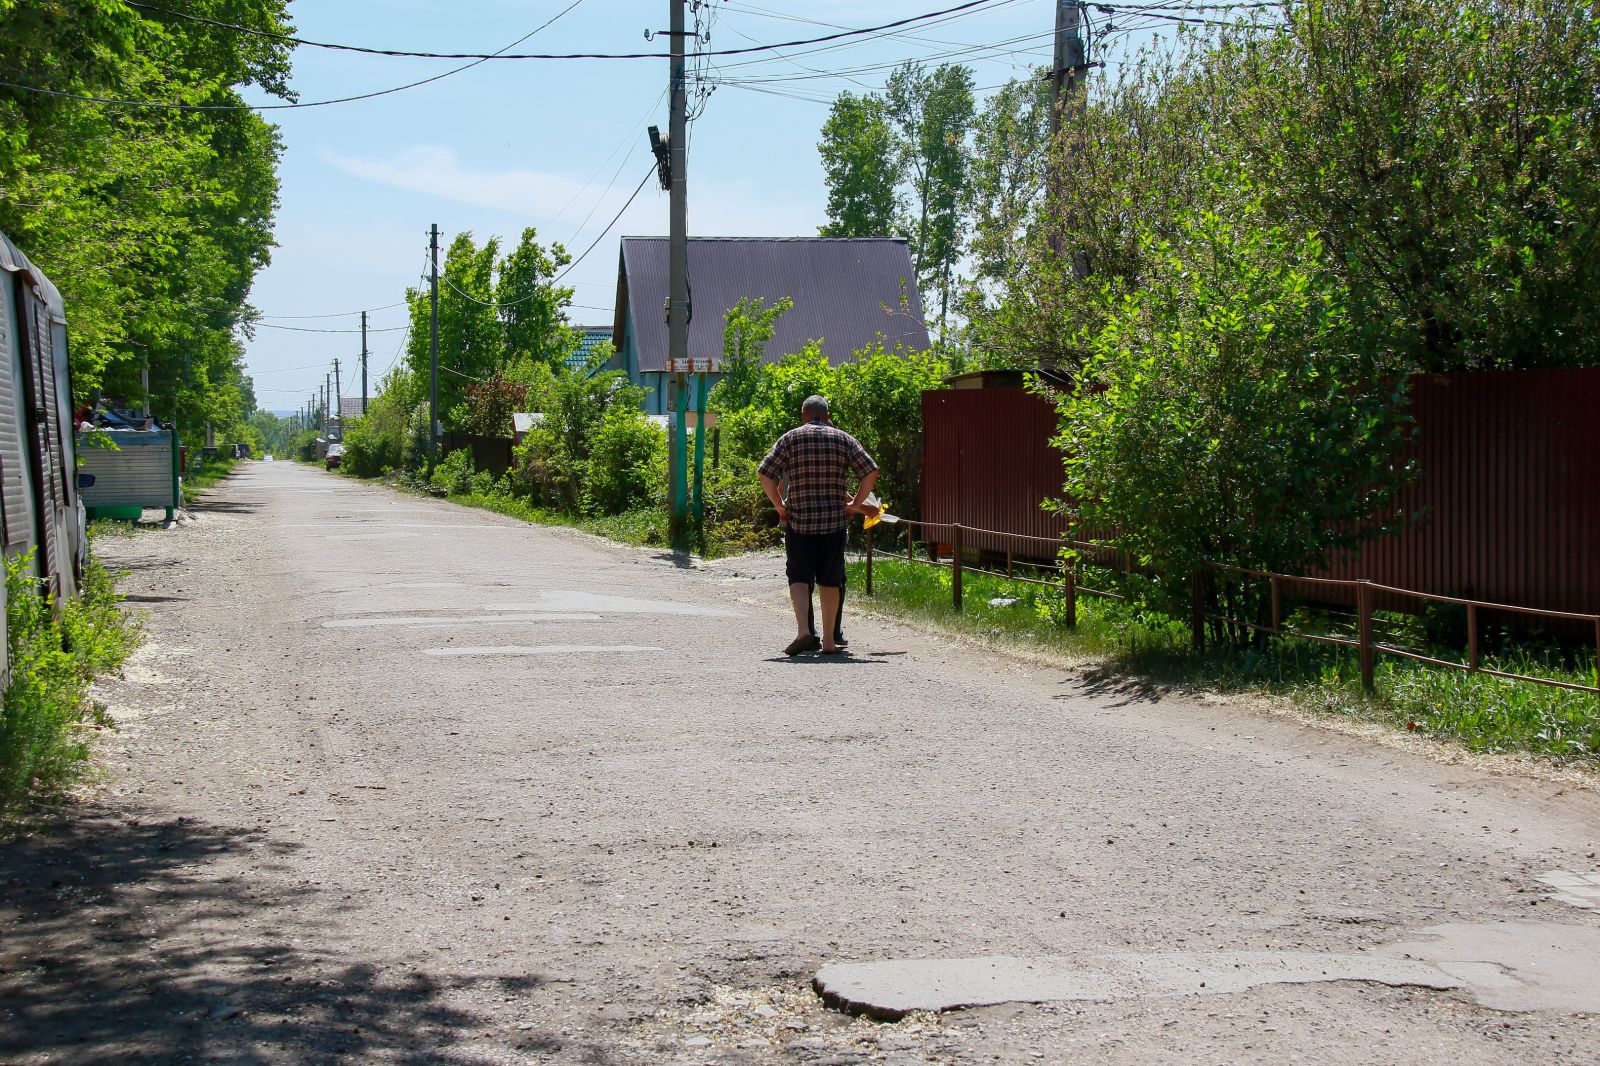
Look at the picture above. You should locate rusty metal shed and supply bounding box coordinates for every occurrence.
[1,230,83,607]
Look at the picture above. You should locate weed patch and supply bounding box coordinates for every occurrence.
[1,553,141,819]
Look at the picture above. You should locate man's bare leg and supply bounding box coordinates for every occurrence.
[819,584,842,652]
[790,582,813,639]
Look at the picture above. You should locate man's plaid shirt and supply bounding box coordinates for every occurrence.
[758,421,878,535]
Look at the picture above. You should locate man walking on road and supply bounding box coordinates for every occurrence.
[759,395,878,656]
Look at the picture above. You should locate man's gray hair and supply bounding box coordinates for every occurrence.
[801,394,831,419]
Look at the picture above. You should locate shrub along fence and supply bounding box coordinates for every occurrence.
[864,519,1600,699]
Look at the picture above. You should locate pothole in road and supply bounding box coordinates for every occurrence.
[642,982,962,1063]
[813,921,1600,1019]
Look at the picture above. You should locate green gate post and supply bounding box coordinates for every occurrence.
[673,372,689,524]
[168,429,180,523]
[692,370,707,534]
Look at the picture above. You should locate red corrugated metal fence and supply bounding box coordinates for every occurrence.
[921,388,1068,556]
[920,369,1600,616]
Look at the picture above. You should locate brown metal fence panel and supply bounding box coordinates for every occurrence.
[921,371,1600,619]
[920,388,1068,557]
[1322,369,1600,618]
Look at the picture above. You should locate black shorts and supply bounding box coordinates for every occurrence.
[785,526,846,588]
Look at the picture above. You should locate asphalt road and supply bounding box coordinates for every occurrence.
[3,459,1599,1065]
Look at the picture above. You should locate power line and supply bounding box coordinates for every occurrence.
[554,168,656,285]
[255,322,406,334]
[257,302,407,320]
[244,362,332,375]
[0,0,590,112]
[119,0,1006,62]
[442,275,569,310]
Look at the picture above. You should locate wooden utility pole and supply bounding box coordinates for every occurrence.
[332,358,342,423]
[429,223,441,462]
[668,0,690,528]
[1049,0,1091,278]
[360,310,369,416]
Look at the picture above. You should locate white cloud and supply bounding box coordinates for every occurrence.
[321,146,595,217]
[321,145,824,241]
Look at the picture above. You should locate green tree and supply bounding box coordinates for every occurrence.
[0,0,293,441]
[885,61,975,333]
[817,92,900,238]
[709,296,793,414]
[497,227,579,370]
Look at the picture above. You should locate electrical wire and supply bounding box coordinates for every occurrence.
[555,168,655,285]
[245,362,333,375]
[255,322,407,334]
[257,301,408,320]
[1,0,590,112]
[119,0,1007,62]
[442,275,567,310]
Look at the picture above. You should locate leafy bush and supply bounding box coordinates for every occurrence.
[712,339,950,519]
[2,552,140,815]
[702,454,780,553]
[1055,201,1409,641]
[453,372,529,438]
[340,414,400,477]
[510,425,581,509]
[582,407,665,516]
[429,448,475,496]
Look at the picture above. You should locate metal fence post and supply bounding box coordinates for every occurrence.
[951,523,964,611]
[1191,569,1206,653]
[1270,575,1281,634]
[1063,556,1077,628]
[1358,580,1375,693]
[865,526,874,595]
[1467,603,1479,671]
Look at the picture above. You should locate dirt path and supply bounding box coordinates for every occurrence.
[3,460,1598,1064]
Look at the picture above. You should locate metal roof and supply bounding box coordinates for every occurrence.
[567,326,612,372]
[0,230,64,320]
[615,237,930,374]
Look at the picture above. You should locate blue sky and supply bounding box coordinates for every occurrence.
[242,0,1159,414]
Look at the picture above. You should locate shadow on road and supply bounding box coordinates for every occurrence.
[0,805,560,1063]
[1066,664,1171,706]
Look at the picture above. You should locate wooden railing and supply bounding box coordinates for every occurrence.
[864,521,1600,697]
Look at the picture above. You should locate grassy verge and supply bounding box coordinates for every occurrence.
[448,490,672,550]
[850,558,1600,766]
[2,550,142,820]
[182,455,238,500]
[348,465,773,557]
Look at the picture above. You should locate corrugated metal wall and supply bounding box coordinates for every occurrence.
[920,370,1600,615]
[78,432,177,509]
[1322,370,1600,615]
[921,388,1068,555]
[0,270,36,552]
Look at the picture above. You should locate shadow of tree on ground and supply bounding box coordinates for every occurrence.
[0,805,570,1064]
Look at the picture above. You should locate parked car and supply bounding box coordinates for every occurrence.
[324,442,344,470]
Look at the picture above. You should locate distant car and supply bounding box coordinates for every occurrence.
[263,454,274,462]
[325,443,344,470]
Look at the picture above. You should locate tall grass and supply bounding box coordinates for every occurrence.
[1,552,141,817]
[852,558,1600,765]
